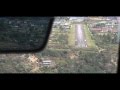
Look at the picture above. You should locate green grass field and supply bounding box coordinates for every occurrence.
[68,25,75,46]
[83,24,97,49]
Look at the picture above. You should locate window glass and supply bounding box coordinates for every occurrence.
[0,17,118,73]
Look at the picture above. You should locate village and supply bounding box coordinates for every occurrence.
[38,17,118,69]
[0,17,118,73]
[86,17,118,34]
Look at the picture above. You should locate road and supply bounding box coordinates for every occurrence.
[75,24,87,47]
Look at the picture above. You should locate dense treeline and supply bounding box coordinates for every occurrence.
[93,32,118,45]
[38,48,117,73]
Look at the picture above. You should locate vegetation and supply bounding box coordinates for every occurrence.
[83,24,96,48]
[0,17,118,73]
[68,24,75,46]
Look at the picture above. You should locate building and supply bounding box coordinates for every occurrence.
[41,59,52,67]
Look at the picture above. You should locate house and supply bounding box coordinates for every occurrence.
[111,29,118,33]
[70,17,84,23]
[91,27,102,32]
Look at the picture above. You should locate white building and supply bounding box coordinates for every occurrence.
[42,60,52,67]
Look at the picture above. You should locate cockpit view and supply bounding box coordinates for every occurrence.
[0,16,119,73]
